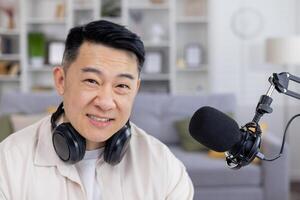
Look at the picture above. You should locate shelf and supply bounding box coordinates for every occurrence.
[0,75,20,82]
[176,67,207,72]
[0,54,21,61]
[28,66,54,72]
[128,3,169,10]
[176,16,208,24]
[141,73,170,81]
[0,29,20,35]
[73,4,94,11]
[27,18,66,25]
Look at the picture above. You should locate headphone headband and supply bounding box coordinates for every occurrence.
[51,102,64,130]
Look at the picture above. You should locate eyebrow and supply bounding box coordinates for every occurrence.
[81,67,136,80]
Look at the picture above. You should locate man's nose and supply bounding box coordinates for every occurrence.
[94,86,117,111]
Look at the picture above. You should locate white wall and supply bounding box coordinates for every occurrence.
[209,0,300,180]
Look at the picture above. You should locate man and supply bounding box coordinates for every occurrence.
[0,20,194,200]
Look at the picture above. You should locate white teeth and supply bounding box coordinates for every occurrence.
[88,115,110,122]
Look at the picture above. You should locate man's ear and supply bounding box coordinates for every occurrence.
[53,66,65,96]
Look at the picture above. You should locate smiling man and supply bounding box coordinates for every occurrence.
[0,20,194,200]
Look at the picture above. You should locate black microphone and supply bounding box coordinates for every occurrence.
[189,106,264,169]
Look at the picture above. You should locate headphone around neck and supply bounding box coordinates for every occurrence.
[51,102,131,165]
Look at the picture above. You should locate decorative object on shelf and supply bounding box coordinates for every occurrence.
[0,4,15,29]
[176,58,186,69]
[143,51,162,74]
[101,0,121,17]
[230,7,263,40]
[55,2,65,20]
[129,10,144,38]
[150,23,165,44]
[184,0,206,17]
[28,32,46,69]
[48,41,64,65]
[185,43,203,68]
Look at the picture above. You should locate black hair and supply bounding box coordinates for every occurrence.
[62,20,145,72]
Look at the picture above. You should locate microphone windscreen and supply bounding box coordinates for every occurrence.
[189,106,242,152]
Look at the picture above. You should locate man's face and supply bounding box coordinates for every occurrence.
[53,42,140,150]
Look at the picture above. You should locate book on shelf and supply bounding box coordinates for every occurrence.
[0,61,20,76]
[0,37,13,54]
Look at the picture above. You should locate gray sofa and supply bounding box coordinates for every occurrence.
[0,92,289,200]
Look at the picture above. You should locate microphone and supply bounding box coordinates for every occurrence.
[189,106,265,169]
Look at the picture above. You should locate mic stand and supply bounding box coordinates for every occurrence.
[226,72,300,168]
[250,72,300,162]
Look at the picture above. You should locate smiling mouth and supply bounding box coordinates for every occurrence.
[87,114,114,122]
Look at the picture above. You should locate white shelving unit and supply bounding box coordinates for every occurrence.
[124,0,174,93]
[174,0,209,94]
[0,0,210,95]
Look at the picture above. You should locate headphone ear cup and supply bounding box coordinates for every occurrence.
[104,125,131,165]
[52,123,86,164]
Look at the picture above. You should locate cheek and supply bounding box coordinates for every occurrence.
[118,95,135,114]
[63,86,96,113]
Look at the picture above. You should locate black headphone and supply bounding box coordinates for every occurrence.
[51,102,131,165]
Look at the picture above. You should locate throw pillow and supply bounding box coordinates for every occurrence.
[175,118,208,151]
[10,113,46,132]
[0,115,13,142]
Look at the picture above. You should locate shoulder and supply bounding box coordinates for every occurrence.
[128,122,185,170]
[128,122,194,199]
[129,122,171,155]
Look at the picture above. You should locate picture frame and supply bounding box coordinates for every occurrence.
[184,43,203,68]
[144,51,163,74]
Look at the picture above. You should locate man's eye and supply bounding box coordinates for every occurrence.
[84,79,98,85]
[117,84,130,89]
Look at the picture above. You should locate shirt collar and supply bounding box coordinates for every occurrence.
[34,115,61,167]
[33,116,81,184]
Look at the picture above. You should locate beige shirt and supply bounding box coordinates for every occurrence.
[0,116,194,200]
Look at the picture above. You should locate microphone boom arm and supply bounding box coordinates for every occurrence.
[252,72,300,124]
[270,72,300,100]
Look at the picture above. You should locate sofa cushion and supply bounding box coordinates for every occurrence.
[0,115,13,142]
[169,146,262,187]
[161,94,237,144]
[10,113,47,131]
[131,93,169,142]
[175,118,208,151]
